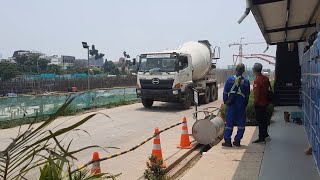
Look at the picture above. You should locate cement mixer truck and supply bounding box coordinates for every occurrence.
[134,40,220,109]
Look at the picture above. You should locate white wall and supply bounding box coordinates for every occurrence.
[49,57,61,65]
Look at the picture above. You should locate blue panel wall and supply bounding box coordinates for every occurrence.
[301,33,320,169]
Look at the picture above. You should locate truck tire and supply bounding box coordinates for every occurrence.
[209,85,214,102]
[203,87,210,104]
[181,89,192,109]
[210,85,218,102]
[214,86,218,100]
[142,98,154,108]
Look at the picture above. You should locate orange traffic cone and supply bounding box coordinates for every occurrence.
[91,152,101,174]
[177,117,193,149]
[151,128,166,167]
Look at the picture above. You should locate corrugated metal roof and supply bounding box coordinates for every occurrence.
[249,0,320,44]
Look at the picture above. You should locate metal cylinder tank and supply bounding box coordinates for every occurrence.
[192,116,225,145]
[177,41,212,81]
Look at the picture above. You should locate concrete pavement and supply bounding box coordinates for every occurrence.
[180,106,320,180]
[0,89,224,179]
[180,127,264,180]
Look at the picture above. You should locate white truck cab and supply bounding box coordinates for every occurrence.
[134,40,220,109]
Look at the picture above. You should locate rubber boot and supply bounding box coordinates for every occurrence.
[252,138,266,144]
[222,140,232,147]
[233,140,241,147]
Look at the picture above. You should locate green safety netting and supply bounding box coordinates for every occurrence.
[0,88,137,121]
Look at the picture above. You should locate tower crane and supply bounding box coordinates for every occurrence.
[229,37,266,64]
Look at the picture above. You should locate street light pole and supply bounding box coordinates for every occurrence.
[87,48,90,90]
[82,42,90,91]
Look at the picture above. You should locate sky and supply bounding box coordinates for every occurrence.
[0,0,276,69]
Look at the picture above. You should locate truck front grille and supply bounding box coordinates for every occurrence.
[140,79,174,89]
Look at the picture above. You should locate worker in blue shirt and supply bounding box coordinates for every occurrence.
[222,63,250,147]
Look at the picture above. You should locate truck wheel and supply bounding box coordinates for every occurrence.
[209,85,214,102]
[142,98,154,108]
[181,89,192,109]
[210,85,218,102]
[203,87,210,104]
[214,86,218,100]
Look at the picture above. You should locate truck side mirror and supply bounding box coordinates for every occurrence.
[212,46,221,60]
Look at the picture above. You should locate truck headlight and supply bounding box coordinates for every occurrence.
[136,90,141,94]
[172,90,179,95]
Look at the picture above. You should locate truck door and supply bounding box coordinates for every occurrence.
[178,55,192,83]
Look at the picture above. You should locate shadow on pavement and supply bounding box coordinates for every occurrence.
[231,128,264,180]
[221,145,249,150]
[136,102,188,113]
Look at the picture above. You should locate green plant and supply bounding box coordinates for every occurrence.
[144,156,167,180]
[219,103,226,120]
[39,157,65,180]
[246,92,256,124]
[39,157,120,180]
[219,90,275,126]
[63,103,81,116]
[70,167,119,180]
[15,53,50,74]
[0,97,118,180]
[0,115,50,129]
[266,104,275,125]
[0,61,19,81]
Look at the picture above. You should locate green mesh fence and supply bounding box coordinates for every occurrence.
[0,88,137,121]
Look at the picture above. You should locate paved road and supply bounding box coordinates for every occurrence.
[0,88,223,179]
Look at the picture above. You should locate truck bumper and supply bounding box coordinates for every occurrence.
[136,88,182,101]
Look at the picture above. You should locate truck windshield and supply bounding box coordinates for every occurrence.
[139,57,177,72]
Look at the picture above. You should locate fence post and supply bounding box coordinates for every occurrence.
[94,90,97,108]
[123,88,126,101]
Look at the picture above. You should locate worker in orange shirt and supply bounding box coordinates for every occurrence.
[252,63,270,143]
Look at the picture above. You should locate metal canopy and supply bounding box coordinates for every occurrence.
[250,0,320,44]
